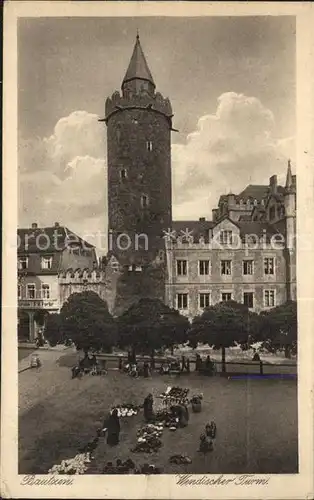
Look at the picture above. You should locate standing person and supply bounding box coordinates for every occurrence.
[143,393,154,422]
[195,354,201,371]
[186,357,190,373]
[105,409,120,446]
[118,356,123,371]
[181,355,186,372]
[143,361,150,378]
[205,355,212,373]
[179,404,189,427]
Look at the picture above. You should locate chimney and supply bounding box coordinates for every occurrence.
[199,217,206,222]
[31,223,38,229]
[54,222,60,228]
[269,175,277,194]
[227,193,236,205]
[212,209,218,221]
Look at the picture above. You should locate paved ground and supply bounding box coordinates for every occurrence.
[19,349,298,475]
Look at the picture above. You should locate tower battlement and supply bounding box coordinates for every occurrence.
[104,91,173,124]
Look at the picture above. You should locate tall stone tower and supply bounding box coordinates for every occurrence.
[284,160,297,301]
[100,34,174,313]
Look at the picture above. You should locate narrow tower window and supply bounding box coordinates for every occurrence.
[146,141,153,151]
[120,169,127,180]
[141,195,149,208]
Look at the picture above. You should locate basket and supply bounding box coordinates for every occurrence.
[192,401,202,413]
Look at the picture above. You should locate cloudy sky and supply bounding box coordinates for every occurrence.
[18,16,296,248]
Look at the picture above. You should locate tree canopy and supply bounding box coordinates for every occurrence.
[44,313,62,347]
[189,300,257,371]
[60,291,116,352]
[189,300,253,349]
[117,297,190,355]
[255,300,297,356]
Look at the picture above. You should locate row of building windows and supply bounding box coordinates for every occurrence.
[18,256,53,270]
[176,258,275,277]
[18,283,51,300]
[176,289,276,310]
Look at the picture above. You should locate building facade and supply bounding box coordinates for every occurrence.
[17,222,97,341]
[165,163,296,319]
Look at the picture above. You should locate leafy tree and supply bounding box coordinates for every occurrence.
[59,291,116,353]
[255,301,297,358]
[43,313,62,346]
[117,298,190,359]
[189,300,254,372]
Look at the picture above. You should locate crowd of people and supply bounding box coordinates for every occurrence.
[117,352,216,378]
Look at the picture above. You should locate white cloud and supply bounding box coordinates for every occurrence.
[19,94,295,249]
[172,92,295,219]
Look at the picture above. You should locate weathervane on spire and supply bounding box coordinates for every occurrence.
[136,29,140,40]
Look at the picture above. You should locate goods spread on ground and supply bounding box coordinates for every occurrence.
[131,423,164,453]
[159,386,190,405]
[48,452,92,475]
[103,459,162,474]
[169,454,192,465]
[111,404,141,418]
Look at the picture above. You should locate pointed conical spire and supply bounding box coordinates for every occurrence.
[122,34,155,89]
[285,159,293,189]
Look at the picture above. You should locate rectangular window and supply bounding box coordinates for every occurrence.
[243,260,254,275]
[177,293,188,310]
[264,257,275,275]
[18,256,28,270]
[141,194,149,208]
[264,290,275,307]
[146,141,153,151]
[27,284,36,299]
[41,284,50,299]
[177,260,187,276]
[221,260,232,275]
[243,292,254,308]
[199,260,210,276]
[18,284,21,299]
[199,293,210,309]
[220,230,233,245]
[221,292,232,302]
[120,169,127,180]
[41,256,53,270]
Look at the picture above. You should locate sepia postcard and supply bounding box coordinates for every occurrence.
[1,1,314,499]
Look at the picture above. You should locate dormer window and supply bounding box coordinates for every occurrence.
[220,230,233,245]
[146,141,153,151]
[141,194,149,208]
[18,256,28,270]
[41,256,53,269]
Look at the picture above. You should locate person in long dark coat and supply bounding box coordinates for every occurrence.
[186,357,190,373]
[143,362,150,378]
[143,393,154,422]
[106,409,120,446]
[195,354,202,371]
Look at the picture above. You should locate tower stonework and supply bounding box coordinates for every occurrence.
[100,35,173,314]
